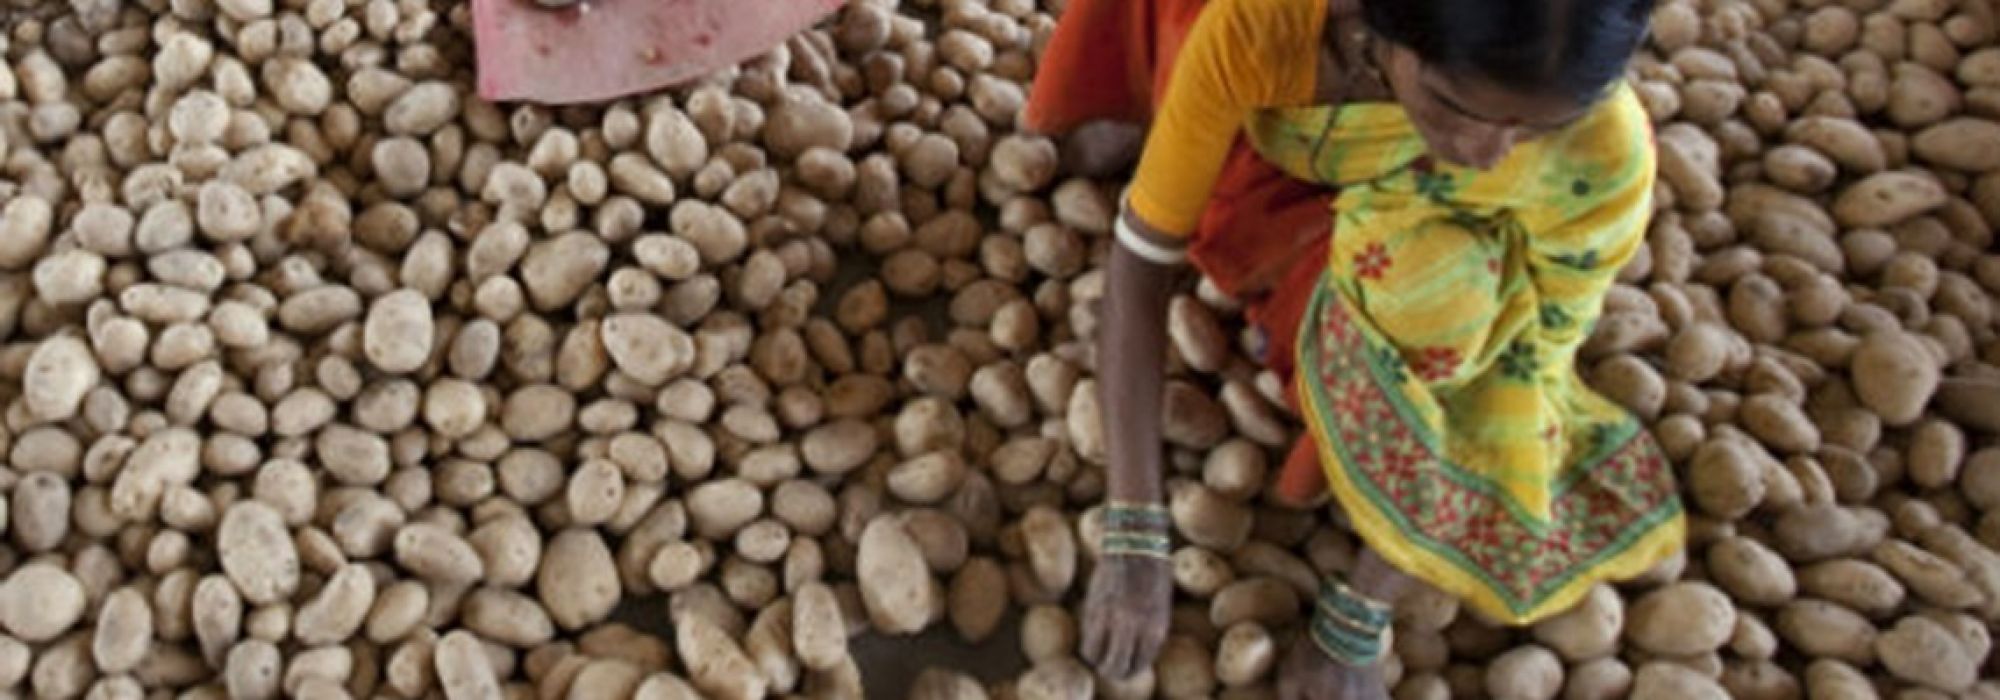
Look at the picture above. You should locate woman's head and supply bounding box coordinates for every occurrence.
[1361,0,1655,169]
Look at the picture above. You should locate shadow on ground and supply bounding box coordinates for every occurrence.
[617,595,1027,699]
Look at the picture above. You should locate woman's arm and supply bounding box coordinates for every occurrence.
[1098,209,1180,505]
[1080,0,1328,681]
[1078,208,1181,682]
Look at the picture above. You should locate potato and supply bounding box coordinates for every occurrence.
[1739,393,1820,454]
[1625,583,1736,656]
[948,557,1007,644]
[1154,635,1217,699]
[1208,577,1298,629]
[1850,329,1942,426]
[1706,536,1797,607]
[674,611,767,700]
[1213,623,1276,687]
[1529,584,1622,662]
[1666,323,1736,382]
[1563,658,1632,700]
[1169,482,1253,551]
[1763,144,1838,192]
[217,502,301,606]
[1876,616,1978,692]
[1019,507,1077,594]
[1833,170,1948,228]
[1786,116,1887,173]
[1590,355,1668,420]
[1657,124,1725,211]
[1776,599,1878,665]
[1483,645,1564,700]
[1688,437,1771,519]
[1776,504,1890,563]
[1017,658,1093,700]
[911,669,989,700]
[1911,118,2000,171]
[0,563,87,643]
[856,516,938,634]
[1630,662,1728,700]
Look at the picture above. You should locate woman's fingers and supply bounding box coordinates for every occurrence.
[1099,620,1138,679]
[1078,601,1110,666]
[1132,622,1167,677]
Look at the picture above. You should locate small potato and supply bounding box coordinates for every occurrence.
[1207,577,1297,629]
[1630,662,1728,700]
[1213,623,1276,688]
[889,451,970,504]
[0,563,87,643]
[1850,329,1942,426]
[1019,605,1076,663]
[1834,170,1948,228]
[1565,658,1632,700]
[1170,482,1253,551]
[1777,599,1879,665]
[948,557,1008,644]
[1688,437,1771,520]
[857,515,938,634]
[1019,507,1077,594]
[1706,536,1797,607]
[675,610,767,700]
[1624,582,1736,656]
[1876,615,1978,692]
[1484,645,1563,700]
[1529,583,1622,663]
[538,529,621,631]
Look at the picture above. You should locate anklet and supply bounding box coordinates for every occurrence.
[1309,578,1394,666]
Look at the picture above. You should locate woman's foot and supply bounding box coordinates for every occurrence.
[1061,121,1146,178]
[1276,638,1390,700]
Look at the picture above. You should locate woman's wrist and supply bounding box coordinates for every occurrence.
[1308,577,1394,667]
[1099,499,1172,560]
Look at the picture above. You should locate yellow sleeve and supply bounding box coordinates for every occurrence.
[1126,0,1325,237]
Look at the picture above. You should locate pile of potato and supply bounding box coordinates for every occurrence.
[0,0,1997,696]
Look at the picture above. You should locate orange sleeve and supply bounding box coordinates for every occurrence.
[1126,0,1325,238]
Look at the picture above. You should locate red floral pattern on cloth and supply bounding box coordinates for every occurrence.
[1353,242,1393,280]
[1411,347,1462,382]
[1302,284,1683,617]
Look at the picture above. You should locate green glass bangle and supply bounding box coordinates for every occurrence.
[1309,578,1393,666]
[1316,579,1392,631]
[1102,501,1171,531]
[1099,530,1172,560]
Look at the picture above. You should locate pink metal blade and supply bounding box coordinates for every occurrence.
[473,0,844,104]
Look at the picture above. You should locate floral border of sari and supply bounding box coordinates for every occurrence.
[1296,273,1687,625]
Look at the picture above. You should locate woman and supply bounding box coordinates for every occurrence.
[1027,0,1687,696]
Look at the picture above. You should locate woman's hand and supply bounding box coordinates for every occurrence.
[1079,554,1173,680]
[1276,637,1389,700]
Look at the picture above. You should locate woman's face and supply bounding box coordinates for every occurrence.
[1379,43,1592,170]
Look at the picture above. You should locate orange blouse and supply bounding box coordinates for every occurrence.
[1126,0,1329,237]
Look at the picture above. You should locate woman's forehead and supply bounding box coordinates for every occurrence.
[1421,64,1593,129]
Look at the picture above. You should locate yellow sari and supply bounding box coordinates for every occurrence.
[1260,85,1686,625]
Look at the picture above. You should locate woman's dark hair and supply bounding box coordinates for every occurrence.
[1361,0,1656,105]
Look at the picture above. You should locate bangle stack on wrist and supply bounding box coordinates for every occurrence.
[1310,578,1394,666]
[1099,500,1172,560]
